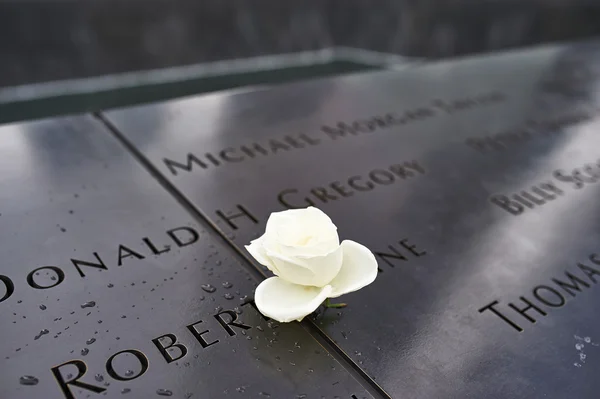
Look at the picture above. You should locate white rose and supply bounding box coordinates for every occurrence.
[245,206,378,322]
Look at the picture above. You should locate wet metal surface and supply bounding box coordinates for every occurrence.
[0,116,372,399]
[106,41,600,398]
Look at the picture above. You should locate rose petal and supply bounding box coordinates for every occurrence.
[328,240,378,298]
[245,235,280,274]
[255,277,332,322]
[267,245,343,287]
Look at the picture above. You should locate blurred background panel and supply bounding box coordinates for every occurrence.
[1,0,600,88]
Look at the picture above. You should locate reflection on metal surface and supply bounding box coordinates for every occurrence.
[106,40,600,397]
[0,116,372,399]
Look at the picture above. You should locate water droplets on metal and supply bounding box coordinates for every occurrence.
[201,284,216,293]
[80,301,96,309]
[156,389,173,396]
[86,338,96,345]
[81,348,89,356]
[224,293,234,300]
[19,376,39,386]
[34,329,49,340]
[39,304,47,310]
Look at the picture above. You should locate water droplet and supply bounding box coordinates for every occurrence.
[121,388,131,394]
[236,386,246,393]
[17,300,22,304]
[34,329,49,340]
[125,370,134,377]
[80,301,96,309]
[576,343,584,351]
[39,304,47,310]
[19,376,39,386]
[259,392,271,397]
[97,320,103,324]
[256,326,264,332]
[296,394,307,399]
[108,283,114,288]
[585,337,592,343]
[224,293,234,300]
[81,348,89,356]
[156,389,173,396]
[222,281,232,288]
[86,338,96,345]
[201,284,216,293]
[95,374,104,382]
[215,306,223,313]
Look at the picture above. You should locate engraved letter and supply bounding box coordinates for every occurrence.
[164,154,208,176]
[215,205,259,230]
[490,195,523,215]
[106,349,149,381]
[167,227,199,248]
[215,310,251,336]
[71,253,107,278]
[478,300,523,332]
[117,245,145,266]
[533,285,565,307]
[27,266,65,289]
[508,296,547,323]
[552,272,590,297]
[51,360,105,399]
[0,275,14,302]
[186,320,219,348]
[152,333,188,364]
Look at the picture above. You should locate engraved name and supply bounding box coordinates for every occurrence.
[478,252,600,332]
[50,303,259,399]
[162,91,505,175]
[0,226,200,305]
[277,161,425,209]
[465,107,599,152]
[490,159,600,215]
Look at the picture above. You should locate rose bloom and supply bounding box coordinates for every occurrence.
[246,207,377,322]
